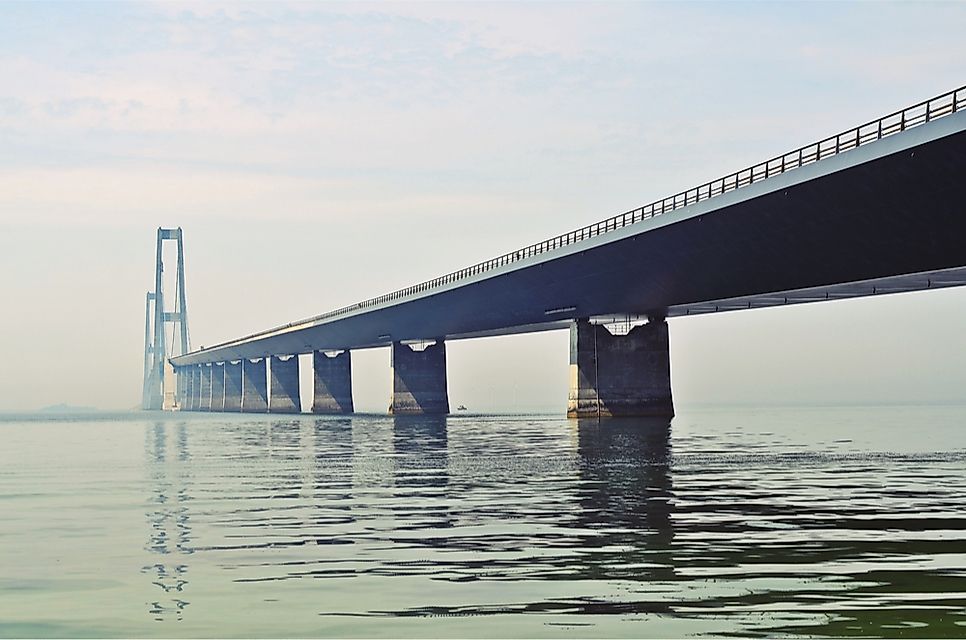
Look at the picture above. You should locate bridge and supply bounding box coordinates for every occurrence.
[163,86,966,417]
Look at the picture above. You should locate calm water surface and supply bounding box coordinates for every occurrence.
[1,406,965,637]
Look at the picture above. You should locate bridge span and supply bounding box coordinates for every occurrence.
[168,86,966,417]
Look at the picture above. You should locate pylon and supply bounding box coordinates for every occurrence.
[142,227,190,410]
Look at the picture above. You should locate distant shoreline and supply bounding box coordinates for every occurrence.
[38,403,98,413]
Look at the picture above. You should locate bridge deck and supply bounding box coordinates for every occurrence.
[172,88,966,367]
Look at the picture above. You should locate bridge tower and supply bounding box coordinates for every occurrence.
[142,227,190,410]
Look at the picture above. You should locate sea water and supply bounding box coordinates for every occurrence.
[1,406,965,637]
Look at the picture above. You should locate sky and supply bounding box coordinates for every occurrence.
[1,1,965,412]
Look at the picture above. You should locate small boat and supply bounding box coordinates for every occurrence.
[456,405,468,411]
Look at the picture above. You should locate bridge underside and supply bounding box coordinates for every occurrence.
[667,265,966,318]
[445,265,966,340]
[172,121,966,365]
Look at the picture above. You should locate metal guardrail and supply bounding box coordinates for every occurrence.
[195,85,964,355]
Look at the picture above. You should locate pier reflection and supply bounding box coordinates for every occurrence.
[391,414,453,524]
[573,417,674,583]
[309,417,356,538]
[312,417,353,495]
[391,415,449,488]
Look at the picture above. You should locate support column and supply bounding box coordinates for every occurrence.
[210,362,226,412]
[568,317,673,418]
[180,367,189,409]
[224,360,243,412]
[199,364,213,411]
[241,358,268,413]
[176,367,186,409]
[390,341,449,415]
[187,365,200,411]
[312,350,353,414]
[269,355,301,414]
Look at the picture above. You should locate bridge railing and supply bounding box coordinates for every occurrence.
[197,85,964,353]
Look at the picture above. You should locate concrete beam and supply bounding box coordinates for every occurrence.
[224,360,243,412]
[269,355,301,414]
[210,362,226,412]
[568,318,673,418]
[390,341,449,415]
[241,358,268,413]
[312,350,353,414]
[199,364,212,411]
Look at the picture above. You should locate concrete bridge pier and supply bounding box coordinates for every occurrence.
[224,360,243,412]
[180,368,190,409]
[199,364,213,411]
[312,350,353,414]
[390,340,449,415]
[269,355,301,413]
[210,362,226,412]
[568,317,673,418]
[175,367,186,409]
[187,365,200,411]
[241,358,268,412]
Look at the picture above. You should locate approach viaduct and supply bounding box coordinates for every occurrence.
[169,86,966,417]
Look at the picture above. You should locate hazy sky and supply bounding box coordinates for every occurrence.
[1,1,965,412]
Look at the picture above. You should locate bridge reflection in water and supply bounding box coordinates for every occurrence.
[138,412,966,636]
